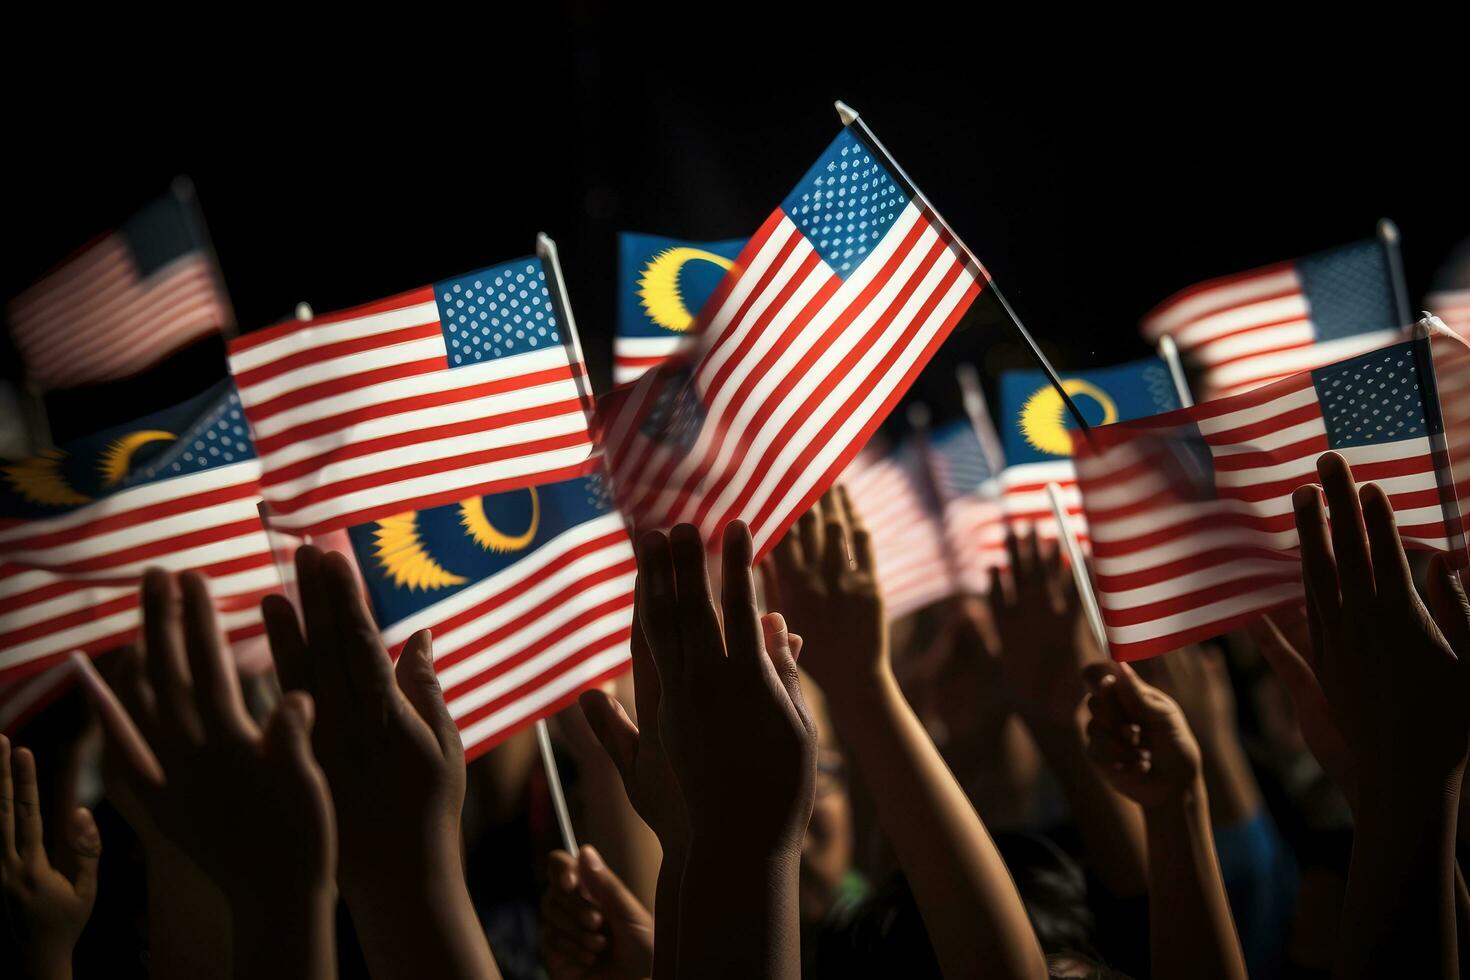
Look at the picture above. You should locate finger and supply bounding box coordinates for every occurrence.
[761,612,803,704]
[797,505,823,573]
[1085,682,1140,745]
[636,533,684,683]
[261,593,312,694]
[323,551,395,708]
[1005,529,1024,581]
[395,630,462,760]
[579,844,649,924]
[627,602,661,736]
[1359,482,1415,602]
[722,521,768,672]
[1251,615,1326,699]
[1109,661,1161,722]
[768,534,803,599]
[0,736,14,862]
[1317,453,1374,602]
[1085,721,1144,769]
[1293,483,1343,636]
[578,689,639,786]
[141,568,197,739]
[71,652,166,789]
[542,897,606,949]
[178,572,254,742]
[819,494,852,589]
[789,632,804,661]
[670,523,723,668]
[295,545,338,652]
[11,746,43,862]
[263,692,325,798]
[547,848,579,893]
[65,807,102,902]
[1426,552,1470,658]
[101,646,160,744]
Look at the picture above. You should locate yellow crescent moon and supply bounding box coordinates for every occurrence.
[1019,380,1118,457]
[459,487,540,553]
[99,430,176,487]
[637,247,736,333]
[371,511,468,591]
[3,450,91,506]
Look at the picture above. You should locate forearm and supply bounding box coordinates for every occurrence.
[652,841,685,980]
[344,856,501,980]
[830,670,1047,980]
[1027,715,1149,897]
[678,842,802,980]
[1143,781,1247,980]
[1195,730,1263,829]
[145,843,232,979]
[230,885,336,980]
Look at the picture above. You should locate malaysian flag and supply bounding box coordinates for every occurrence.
[345,468,633,759]
[1142,239,1401,400]
[927,418,1006,593]
[841,437,956,619]
[0,381,279,680]
[1000,358,1180,546]
[228,254,598,536]
[598,122,985,557]
[615,233,744,384]
[7,184,233,392]
[1073,327,1467,662]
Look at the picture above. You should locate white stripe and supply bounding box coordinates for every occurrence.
[1144,267,1300,338]
[1189,321,1314,366]
[229,299,440,374]
[238,335,447,407]
[457,644,630,753]
[1,564,278,634]
[1205,330,1400,393]
[615,335,689,358]
[1105,581,1304,644]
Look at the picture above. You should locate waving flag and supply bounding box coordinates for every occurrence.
[615,233,744,384]
[841,438,956,618]
[1000,359,1180,545]
[0,381,278,680]
[1431,289,1470,337]
[1142,240,1401,399]
[347,468,633,758]
[598,124,986,556]
[7,184,233,392]
[229,256,598,535]
[927,419,1007,592]
[1073,326,1466,662]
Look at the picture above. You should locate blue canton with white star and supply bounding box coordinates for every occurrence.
[780,129,908,279]
[1312,339,1438,449]
[930,420,998,497]
[434,258,561,367]
[638,365,705,450]
[1297,239,1397,343]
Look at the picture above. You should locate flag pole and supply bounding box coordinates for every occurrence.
[294,301,314,322]
[1378,218,1412,328]
[172,175,238,340]
[1045,482,1108,656]
[955,363,1006,471]
[535,718,579,853]
[835,100,1092,440]
[537,233,597,415]
[1157,335,1195,408]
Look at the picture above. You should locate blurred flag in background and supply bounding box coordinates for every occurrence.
[615,233,744,384]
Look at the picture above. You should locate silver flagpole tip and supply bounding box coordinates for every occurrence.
[294,301,313,321]
[834,100,859,126]
[906,401,932,429]
[535,232,556,259]
[1377,218,1400,244]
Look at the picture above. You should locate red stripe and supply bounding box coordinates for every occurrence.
[1100,572,1302,627]
[242,355,449,422]
[0,481,262,554]
[461,652,632,761]
[1210,433,1331,472]
[0,552,277,614]
[690,211,787,357]
[10,518,266,576]
[228,285,438,354]
[232,321,444,388]
[1142,261,1295,334]
[1092,546,1301,594]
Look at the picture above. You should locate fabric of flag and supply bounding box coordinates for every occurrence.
[841,438,956,619]
[0,661,74,736]
[615,233,745,384]
[1000,359,1181,546]
[1072,330,1466,662]
[0,381,279,681]
[927,419,1007,592]
[597,127,986,558]
[1142,240,1400,400]
[1430,288,1470,338]
[346,466,633,759]
[228,257,598,536]
[7,186,233,392]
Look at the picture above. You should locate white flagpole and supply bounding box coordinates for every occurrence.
[955,363,1006,471]
[1377,218,1412,328]
[1045,482,1108,656]
[1157,335,1195,408]
[536,718,579,853]
[537,233,596,415]
[294,301,314,321]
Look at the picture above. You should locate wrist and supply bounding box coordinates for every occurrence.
[1142,773,1210,820]
[823,663,900,728]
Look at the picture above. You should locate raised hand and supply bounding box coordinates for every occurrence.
[1083,661,1203,810]
[259,545,500,980]
[1,735,100,980]
[541,846,654,980]
[74,569,336,980]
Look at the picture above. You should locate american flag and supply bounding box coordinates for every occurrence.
[999,358,1180,547]
[841,437,956,619]
[1429,288,1470,338]
[228,255,598,536]
[615,233,744,384]
[7,184,233,392]
[1073,329,1466,662]
[0,381,279,681]
[926,418,1007,593]
[597,124,985,557]
[346,467,632,759]
[1142,239,1401,400]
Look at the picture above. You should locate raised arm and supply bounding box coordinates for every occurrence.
[768,489,1048,980]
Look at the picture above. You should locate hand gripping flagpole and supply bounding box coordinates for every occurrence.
[835,101,1093,443]
[1377,218,1412,329]
[1157,335,1195,408]
[1045,482,1109,656]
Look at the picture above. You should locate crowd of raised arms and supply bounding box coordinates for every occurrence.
[1,451,1467,979]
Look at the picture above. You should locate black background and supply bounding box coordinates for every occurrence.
[7,21,1467,439]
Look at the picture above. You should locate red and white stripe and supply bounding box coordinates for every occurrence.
[1075,348,1457,663]
[939,492,1007,594]
[229,288,598,536]
[841,444,956,619]
[1142,261,1398,400]
[1000,461,1089,548]
[0,461,278,681]
[1429,289,1470,339]
[613,335,687,385]
[374,511,634,760]
[601,201,983,558]
[9,239,229,392]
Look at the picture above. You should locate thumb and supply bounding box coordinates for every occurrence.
[1102,661,1156,723]
[66,807,102,904]
[578,689,640,786]
[578,845,646,922]
[1426,554,1470,659]
[394,630,463,760]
